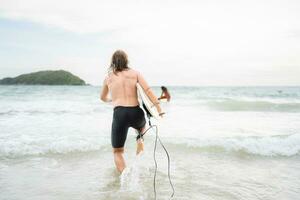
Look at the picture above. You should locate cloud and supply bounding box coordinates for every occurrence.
[0,0,165,33]
[1,0,298,34]
[288,29,300,38]
[1,0,300,85]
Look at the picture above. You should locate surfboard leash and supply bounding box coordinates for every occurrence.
[136,117,175,200]
[152,123,175,200]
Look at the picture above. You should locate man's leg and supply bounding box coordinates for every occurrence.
[136,126,145,155]
[113,147,126,173]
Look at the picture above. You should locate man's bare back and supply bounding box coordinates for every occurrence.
[105,69,140,107]
[103,68,160,110]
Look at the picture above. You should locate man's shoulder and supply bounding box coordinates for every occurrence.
[128,68,137,73]
[127,68,140,76]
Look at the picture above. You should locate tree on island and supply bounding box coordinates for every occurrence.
[0,70,86,85]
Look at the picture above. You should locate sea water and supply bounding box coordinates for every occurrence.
[0,85,299,200]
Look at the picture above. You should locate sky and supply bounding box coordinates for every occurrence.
[0,0,299,86]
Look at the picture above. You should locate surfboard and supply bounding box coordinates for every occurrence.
[159,98,168,103]
[136,83,162,120]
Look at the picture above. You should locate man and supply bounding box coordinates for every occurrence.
[100,50,163,173]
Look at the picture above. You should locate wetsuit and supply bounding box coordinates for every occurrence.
[111,105,146,148]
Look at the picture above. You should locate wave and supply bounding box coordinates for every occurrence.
[205,99,300,112]
[0,136,110,158]
[0,107,109,116]
[1,134,300,158]
[0,110,69,115]
[168,133,300,156]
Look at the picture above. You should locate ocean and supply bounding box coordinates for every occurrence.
[0,85,299,200]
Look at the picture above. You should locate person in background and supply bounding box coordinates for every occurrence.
[158,86,171,102]
[100,50,164,173]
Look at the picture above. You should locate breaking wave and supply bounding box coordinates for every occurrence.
[1,133,299,158]
[205,99,300,112]
[168,133,300,156]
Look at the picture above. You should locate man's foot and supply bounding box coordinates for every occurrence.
[136,139,144,155]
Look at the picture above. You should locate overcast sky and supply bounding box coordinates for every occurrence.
[0,0,299,86]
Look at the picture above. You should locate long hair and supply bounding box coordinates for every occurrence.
[109,50,129,74]
[161,86,168,92]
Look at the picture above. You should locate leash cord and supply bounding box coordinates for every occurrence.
[155,126,175,200]
[137,122,175,199]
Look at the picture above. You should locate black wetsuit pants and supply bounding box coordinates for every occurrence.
[111,106,146,148]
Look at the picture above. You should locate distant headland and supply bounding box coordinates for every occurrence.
[0,70,86,85]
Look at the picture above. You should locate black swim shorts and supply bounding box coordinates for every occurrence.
[111,105,146,148]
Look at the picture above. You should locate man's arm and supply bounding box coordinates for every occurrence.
[137,71,163,114]
[158,91,164,100]
[100,79,111,102]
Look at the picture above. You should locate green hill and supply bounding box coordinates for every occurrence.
[0,70,86,85]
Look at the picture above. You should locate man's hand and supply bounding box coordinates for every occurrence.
[159,112,165,117]
[100,97,112,103]
[100,79,110,103]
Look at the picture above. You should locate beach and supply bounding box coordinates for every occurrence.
[1,85,300,200]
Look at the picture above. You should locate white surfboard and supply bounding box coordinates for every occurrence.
[159,98,168,103]
[136,83,162,120]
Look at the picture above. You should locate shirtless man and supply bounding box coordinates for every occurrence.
[100,50,163,173]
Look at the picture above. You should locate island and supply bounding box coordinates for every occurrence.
[0,70,86,85]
